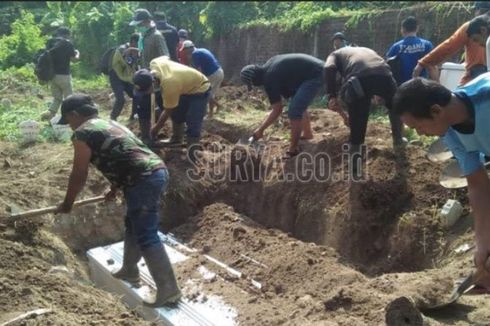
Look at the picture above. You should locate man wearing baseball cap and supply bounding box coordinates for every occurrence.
[177,29,190,65]
[129,9,169,148]
[332,32,349,50]
[55,93,181,307]
[182,40,224,118]
[133,55,210,161]
[129,8,169,68]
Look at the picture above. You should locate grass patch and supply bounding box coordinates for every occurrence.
[370,104,436,147]
[0,65,109,144]
[72,74,108,92]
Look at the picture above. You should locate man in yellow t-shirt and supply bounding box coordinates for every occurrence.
[133,56,210,160]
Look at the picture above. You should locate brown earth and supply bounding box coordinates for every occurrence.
[0,85,488,325]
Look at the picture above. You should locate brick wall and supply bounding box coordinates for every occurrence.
[205,3,472,83]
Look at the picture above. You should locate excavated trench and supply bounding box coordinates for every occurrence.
[1,108,475,325]
[51,114,448,279]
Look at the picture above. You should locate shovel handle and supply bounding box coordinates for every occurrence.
[9,196,106,219]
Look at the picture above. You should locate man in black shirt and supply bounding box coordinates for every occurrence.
[324,46,404,149]
[154,11,179,62]
[41,27,80,121]
[240,54,324,158]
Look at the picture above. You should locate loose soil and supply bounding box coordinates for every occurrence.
[0,85,488,325]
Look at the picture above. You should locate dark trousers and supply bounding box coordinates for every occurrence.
[109,70,136,120]
[170,92,209,138]
[133,91,163,144]
[133,91,163,121]
[342,74,403,146]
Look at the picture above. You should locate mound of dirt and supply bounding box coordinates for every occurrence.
[0,84,485,325]
[0,223,147,325]
[192,109,454,276]
[171,203,489,326]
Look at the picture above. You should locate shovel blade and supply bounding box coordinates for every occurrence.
[439,159,468,189]
[423,273,475,311]
[427,138,452,162]
[236,136,254,146]
[235,136,264,155]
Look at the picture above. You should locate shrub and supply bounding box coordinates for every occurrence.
[0,11,46,69]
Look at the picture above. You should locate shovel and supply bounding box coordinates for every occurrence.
[422,256,490,311]
[427,137,452,163]
[439,159,490,189]
[8,196,105,220]
[236,135,264,154]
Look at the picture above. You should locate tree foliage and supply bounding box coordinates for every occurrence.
[0,1,469,75]
[0,11,46,69]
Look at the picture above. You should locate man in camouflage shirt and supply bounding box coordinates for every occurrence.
[54,94,181,307]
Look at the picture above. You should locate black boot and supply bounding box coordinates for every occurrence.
[388,110,406,148]
[142,244,182,307]
[186,136,201,164]
[349,144,365,181]
[160,122,185,147]
[139,118,153,146]
[112,231,142,285]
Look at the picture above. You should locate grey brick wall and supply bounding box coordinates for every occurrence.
[204,3,472,83]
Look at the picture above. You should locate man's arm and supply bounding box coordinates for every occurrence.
[467,167,490,278]
[68,41,80,61]
[324,54,339,98]
[386,43,399,59]
[56,140,91,213]
[253,101,283,140]
[151,108,171,138]
[414,22,468,77]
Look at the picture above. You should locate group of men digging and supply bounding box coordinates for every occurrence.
[49,2,490,308]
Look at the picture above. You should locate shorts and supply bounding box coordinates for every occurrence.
[288,76,324,120]
[207,68,224,98]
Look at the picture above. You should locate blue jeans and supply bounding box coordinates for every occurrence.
[123,168,169,250]
[170,91,209,138]
[109,70,136,120]
[288,76,324,120]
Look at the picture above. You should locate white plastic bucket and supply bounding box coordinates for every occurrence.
[19,119,40,143]
[50,115,72,141]
[439,62,465,91]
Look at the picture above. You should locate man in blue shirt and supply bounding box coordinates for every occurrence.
[386,16,433,85]
[393,74,490,291]
[182,40,224,118]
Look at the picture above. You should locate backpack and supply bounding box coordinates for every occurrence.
[98,46,117,75]
[34,48,55,84]
[386,45,406,85]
